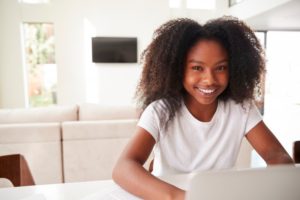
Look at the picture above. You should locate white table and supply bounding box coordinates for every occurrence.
[0,173,194,200]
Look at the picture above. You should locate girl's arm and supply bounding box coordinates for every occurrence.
[112,127,185,200]
[246,121,294,164]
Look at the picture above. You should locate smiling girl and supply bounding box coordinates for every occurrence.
[112,17,294,200]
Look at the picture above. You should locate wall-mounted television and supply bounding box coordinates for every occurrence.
[92,37,137,63]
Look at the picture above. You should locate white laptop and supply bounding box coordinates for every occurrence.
[186,165,300,200]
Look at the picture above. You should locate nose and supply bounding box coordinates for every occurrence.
[201,70,216,85]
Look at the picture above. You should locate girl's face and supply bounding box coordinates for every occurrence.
[183,39,229,108]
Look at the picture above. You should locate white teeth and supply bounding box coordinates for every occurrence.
[198,88,216,94]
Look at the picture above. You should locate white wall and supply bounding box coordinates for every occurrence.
[228,0,292,19]
[0,0,226,108]
[53,0,87,105]
[0,0,171,108]
[0,0,27,108]
[61,0,169,104]
[0,0,55,108]
[169,0,228,23]
[1,0,292,108]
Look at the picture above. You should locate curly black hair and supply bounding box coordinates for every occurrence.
[136,16,265,126]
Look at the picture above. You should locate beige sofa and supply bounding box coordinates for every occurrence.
[0,104,252,186]
[0,104,139,185]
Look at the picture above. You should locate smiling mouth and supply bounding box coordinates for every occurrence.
[196,88,217,95]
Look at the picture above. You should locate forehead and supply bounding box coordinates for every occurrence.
[187,39,228,60]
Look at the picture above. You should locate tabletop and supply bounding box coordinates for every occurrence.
[0,173,194,200]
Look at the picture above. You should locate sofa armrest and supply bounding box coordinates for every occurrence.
[0,123,63,184]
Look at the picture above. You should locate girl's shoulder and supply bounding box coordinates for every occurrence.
[142,99,175,121]
[146,99,169,112]
[138,99,170,135]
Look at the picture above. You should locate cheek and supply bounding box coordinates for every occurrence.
[183,74,197,87]
[183,75,194,91]
[219,73,229,87]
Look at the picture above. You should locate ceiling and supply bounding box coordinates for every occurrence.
[245,0,300,31]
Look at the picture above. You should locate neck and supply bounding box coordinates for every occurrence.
[183,96,218,122]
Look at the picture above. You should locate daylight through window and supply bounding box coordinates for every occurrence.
[23,23,57,107]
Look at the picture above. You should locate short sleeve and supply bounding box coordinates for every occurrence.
[245,101,263,134]
[137,102,161,142]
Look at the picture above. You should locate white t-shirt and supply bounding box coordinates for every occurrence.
[137,99,262,176]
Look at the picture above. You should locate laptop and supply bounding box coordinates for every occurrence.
[186,165,300,200]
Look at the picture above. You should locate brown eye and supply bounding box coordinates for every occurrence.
[216,65,227,71]
[192,66,203,71]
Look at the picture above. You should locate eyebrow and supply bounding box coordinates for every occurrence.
[188,59,229,65]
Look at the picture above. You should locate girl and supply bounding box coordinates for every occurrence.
[112,16,294,200]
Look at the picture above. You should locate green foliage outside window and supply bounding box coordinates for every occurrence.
[23,23,57,107]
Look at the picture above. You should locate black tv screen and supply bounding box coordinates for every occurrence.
[92,37,137,63]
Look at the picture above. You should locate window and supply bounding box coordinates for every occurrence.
[23,23,57,107]
[251,31,300,167]
[250,32,267,167]
[264,31,300,157]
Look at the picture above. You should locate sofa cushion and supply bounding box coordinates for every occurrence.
[0,123,61,143]
[78,103,139,121]
[0,105,78,124]
[62,119,138,140]
[62,119,138,182]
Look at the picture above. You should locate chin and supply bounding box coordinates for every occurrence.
[194,96,218,106]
